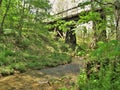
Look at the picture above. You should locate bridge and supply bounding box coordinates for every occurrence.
[44,3,103,49]
[45,5,89,24]
[45,5,102,24]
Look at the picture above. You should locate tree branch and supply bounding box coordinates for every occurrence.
[94,0,115,6]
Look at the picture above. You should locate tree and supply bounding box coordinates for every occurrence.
[0,0,11,34]
[78,0,120,48]
[92,0,120,41]
[0,0,50,36]
[115,0,120,41]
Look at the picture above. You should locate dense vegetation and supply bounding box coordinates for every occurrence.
[0,0,120,90]
[0,0,71,76]
[55,0,120,90]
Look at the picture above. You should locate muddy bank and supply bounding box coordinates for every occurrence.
[0,57,84,90]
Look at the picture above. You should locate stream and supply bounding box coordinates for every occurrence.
[0,57,84,90]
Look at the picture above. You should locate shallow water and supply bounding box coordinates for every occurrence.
[0,57,84,90]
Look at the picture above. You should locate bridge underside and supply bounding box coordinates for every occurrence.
[45,7,103,50]
[45,8,102,24]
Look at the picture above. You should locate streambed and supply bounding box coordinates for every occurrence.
[0,57,84,90]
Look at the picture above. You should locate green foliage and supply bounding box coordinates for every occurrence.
[59,87,68,90]
[18,39,31,48]
[78,1,91,8]
[59,20,75,32]
[77,40,120,90]
[0,49,15,66]
[26,52,71,70]
[78,67,120,90]
[28,0,50,9]
[77,70,87,89]
[75,43,88,56]
[59,43,69,52]
[90,40,120,61]
[0,30,72,75]
[78,11,101,23]
[11,62,26,73]
[40,52,71,67]
[0,0,51,35]
[0,66,14,76]
[77,51,86,56]
[0,0,74,79]
[49,20,76,32]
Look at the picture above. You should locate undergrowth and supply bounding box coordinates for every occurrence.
[62,40,120,90]
[0,30,71,76]
[77,40,120,90]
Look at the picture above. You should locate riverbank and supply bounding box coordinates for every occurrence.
[0,57,84,90]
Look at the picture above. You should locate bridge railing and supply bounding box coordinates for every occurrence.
[44,5,91,23]
[54,5,91,18]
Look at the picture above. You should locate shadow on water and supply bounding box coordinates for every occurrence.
[38,57,85,77]
[40,63,81,77]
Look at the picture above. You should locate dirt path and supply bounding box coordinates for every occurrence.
[0,57,85,90]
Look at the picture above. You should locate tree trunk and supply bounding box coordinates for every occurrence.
[91,9,107,48]
[90,0,107,48]
[115,0,120,41]
[18,0,25,37]
[98,9,107,42]
[0,0,11,34]
[91,22,98,48]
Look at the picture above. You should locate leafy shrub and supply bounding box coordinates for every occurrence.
[75,44,88,56]
[59,87,68,90]
[0,53,6,66]
[77,40,120,90]
[77,51,86,56]
[4,50,15,57]
[16,39,30,48]
[11,62,26,72]
[0,66,14,76]
[60,44,69,52]
[90,40,120,61]
[0,50,17,66]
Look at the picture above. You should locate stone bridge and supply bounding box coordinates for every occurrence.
[44,5,102,49]
[45,5,101,24]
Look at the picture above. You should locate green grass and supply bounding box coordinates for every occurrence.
[0,31,72,76]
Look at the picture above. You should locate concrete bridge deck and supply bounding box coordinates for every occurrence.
[44,5,101,24]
